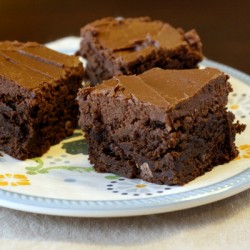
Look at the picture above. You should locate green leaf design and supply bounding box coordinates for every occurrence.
[105,175,120,180]
[26,157,44,172]
[84,167,94,173]
[38,169,49,174]
[26,166,41,171]
[62,139,88,155]
[33,157,44,166]
[26,171,37,175]
[25,158,94,175]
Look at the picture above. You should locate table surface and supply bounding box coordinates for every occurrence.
[0,190,249,250]
[0,1,250,249]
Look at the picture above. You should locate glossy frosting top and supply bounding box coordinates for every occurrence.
[95,67,225,108]
[81,17,199,62]
[0,41,81,89]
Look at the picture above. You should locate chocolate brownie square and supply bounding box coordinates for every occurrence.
[77,68,245,185]
[78,17,203,84]
[0,41,84,160]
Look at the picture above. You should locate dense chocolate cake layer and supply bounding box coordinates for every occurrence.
[78,68,245,185]
[78,17,203,84]
[0,41,84,160]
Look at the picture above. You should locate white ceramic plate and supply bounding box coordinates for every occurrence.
[0,37,250,217]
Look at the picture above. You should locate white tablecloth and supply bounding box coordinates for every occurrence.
[0,189,249,250]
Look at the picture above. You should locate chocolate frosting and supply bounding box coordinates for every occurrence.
[82,17,202,63]
[96,67,225,108]
[0,41,81,89]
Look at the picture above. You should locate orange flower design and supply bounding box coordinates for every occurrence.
[135,184,147,188]
[228,92,250,119]
[230,104,239,110]
[0,173,30,186]
[234,144,250,160]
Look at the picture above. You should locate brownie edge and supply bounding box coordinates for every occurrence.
[78,17,203,85]
[77,68,245,185]
[0,41,84,160]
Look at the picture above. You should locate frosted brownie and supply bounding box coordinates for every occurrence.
[77,68,245,185]
[0,41,84,160]
[78,17,203,84]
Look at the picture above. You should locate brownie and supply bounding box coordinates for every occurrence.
[78,17,203,85]
[77,68,245,185]
[0,41,84,160]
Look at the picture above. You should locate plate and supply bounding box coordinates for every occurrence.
[0,37,250,217]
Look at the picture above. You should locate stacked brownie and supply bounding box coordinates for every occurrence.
[0,41,84,160]
[77,68,245,185]
[78,17,203,85]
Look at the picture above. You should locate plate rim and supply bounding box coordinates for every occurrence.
[1,46,250,217]
[0,167,249,217]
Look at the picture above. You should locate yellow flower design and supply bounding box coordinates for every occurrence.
[0,173,30,186]
[228,92,250,119]
[234,144,250,160]
[230,104,239,110]
[135,184,147,188]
